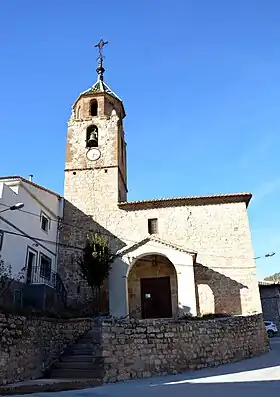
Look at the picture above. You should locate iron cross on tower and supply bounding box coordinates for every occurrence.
[94,39,108,59]
[94,39,108,81]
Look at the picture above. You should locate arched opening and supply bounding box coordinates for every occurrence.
[194,263,244,316]
[76,106,81,119]
[196,284,215,315]
[90,99,98,117]
[127,254,178,319]
[86,125,98,148]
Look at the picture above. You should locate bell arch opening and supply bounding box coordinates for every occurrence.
[86,125,98,148]
[127,254,178,319]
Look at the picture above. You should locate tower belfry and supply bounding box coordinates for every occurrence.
[64,40,127,218]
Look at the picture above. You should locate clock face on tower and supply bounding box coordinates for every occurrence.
[86,148,101,161]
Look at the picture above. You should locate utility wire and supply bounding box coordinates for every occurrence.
[0,229,83,251]
[0,229,257,270]
[0,202,265,261]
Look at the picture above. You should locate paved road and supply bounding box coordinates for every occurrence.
[17,338,280,397]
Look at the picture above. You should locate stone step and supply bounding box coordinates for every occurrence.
[80,336,101,343]
[54,361,98,370]
[72,343,94,348]
[65,344,93,351]
[81,333,98,338]
[60,355,93,363]
[84,339,101,344]
[86,329,101,334]
[78,338,95,345]
[50,368,103,379]
[84,329,101,335]
[65,348,93,355]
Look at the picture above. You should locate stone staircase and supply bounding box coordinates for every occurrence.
[47,323,104,381]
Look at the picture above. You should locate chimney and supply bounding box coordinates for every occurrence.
[28,174,34,182]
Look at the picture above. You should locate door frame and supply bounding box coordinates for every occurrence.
[25,246,38,284]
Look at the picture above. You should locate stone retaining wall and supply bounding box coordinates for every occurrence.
[0,314,92,385]
[100,314,268,382]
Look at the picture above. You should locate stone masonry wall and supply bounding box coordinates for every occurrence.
[117,201,261,316]
[60,187,261,316]
[0,314,92,385]
[100,314,268,383]
[60,199,261,316]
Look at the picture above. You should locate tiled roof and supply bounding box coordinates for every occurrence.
[82,79,121,101]
[118,235,197,258]
[118,192,252,211]
[0,176,62,198]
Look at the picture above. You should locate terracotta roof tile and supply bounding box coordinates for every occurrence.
[118,235,197,258]
[118,192,252,210]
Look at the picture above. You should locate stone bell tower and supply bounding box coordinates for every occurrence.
[64,40,127,221]
[59,40,127,307]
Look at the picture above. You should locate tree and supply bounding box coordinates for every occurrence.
[78,234,116,315]
[0,256,25,309]
[264,272,280,283]
[0,255,12,299]
[0,255,11,279]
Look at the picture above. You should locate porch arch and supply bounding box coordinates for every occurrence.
[108,238,198,319]
[127,253,178,319]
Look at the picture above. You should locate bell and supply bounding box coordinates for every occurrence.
[87,131,98,147]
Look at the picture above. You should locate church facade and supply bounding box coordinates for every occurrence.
[58,47,262,319]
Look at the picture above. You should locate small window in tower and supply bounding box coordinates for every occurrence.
[148,218,158,235]
[86,125,98,148]
[90,99,98,117]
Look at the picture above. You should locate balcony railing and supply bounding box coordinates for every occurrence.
[26,266,67,306]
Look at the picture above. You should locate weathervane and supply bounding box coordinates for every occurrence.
[94,39,108,81]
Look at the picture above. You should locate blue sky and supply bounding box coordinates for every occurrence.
[1,0,279,278]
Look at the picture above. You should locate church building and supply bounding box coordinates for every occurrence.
[58,41,262,319]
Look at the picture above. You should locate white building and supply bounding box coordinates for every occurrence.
[0,176,63,289]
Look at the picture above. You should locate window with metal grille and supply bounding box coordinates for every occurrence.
[148,218,158,235]
[40,253,52,280]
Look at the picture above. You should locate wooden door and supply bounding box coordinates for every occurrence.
[140,276,172,319]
